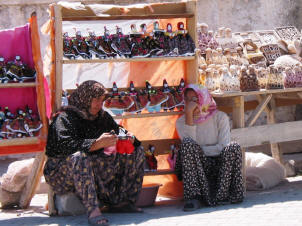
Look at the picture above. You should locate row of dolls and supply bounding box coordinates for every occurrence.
[0,106,42,140]
[103,79,186,115]
[199,64,295,93]
[198,23,238,54]
[198,46,250,68]
[63,21,196,60]
[0,56,36,83]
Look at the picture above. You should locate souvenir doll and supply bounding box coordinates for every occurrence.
[164,23,178,56]
[86,30,107,59]
[161,79,177,111]
[125,81,149,114]
[240,65,260,91]
[167,144,178,170]
[145,145,157,171]
[267,66,284,89]
[111,26,132,58]
[175,22,195,56]
[173,78,186,110]
[143,81,168,113]
[63,32,79,59]
[97,26,117,58]
[103,82,134,115]
[72,30,92,59]
[0,57,8,83]
[129,24,150,58]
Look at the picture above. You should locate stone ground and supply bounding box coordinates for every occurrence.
[1,157,302,226]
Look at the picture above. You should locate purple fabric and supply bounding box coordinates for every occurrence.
[184,84,217,124]
[0,23,34,68]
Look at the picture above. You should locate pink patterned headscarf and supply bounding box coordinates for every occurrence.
[184,84,217,124]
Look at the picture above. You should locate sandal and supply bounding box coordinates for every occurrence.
[108,203,143,213]
[88,215,109,226]
[183,199,201,212]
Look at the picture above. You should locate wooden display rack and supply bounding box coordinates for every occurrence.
[48,0,197,215]
[0,13,48,208]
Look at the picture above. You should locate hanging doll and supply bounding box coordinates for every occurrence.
[63,32,79,59]
[129,24,150,58]
[173,78,186,110]
[86,30,107,59]
[161,79,177,111]
[72,30,91,59]
[143,81,168,113]
[125,81,149,114]
[149,21,166,57]
[111,26,132,58]
[103,82,134,115]
[145,144,158,171]
[175,22,195,56]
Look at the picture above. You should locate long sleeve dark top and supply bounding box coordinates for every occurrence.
[45,109,140,158]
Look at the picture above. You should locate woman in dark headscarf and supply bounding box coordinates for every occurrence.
[44,80,145,226]
[175,84,244,211]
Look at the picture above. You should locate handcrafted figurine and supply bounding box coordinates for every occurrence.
[240,65,260,91]
[144,81,168,113]
[220,66,240,92]
[0,57,8,83]
[167,144,178,170]
[129,24,150,58]
[267,66,284,89]
[175,22,195,56]
[145,144,158,171]
[125,81,149,114]
[161,79,177,111]
[103,82,134,115]
[284,67,297,88]
[86,30,107,59]
[98,26,117,58]
[111,26,132,58]
[220,28,238,51]
[256,67,268,89]
[6,56,36,83]
[72,30,92,59]
[164,23,178,56]
[63,32,79,59]
[174,78,186,110]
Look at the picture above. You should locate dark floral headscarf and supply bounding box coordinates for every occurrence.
[67,80,107,120]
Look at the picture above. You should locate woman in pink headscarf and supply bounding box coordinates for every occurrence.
[175,84,244,211]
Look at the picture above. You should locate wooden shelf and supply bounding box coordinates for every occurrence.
[113,111,183,119]
[211,87,302,98]
[62,13,194,21]
[0,137,40,147]
[144,169,175,176]
[0,82,36,88]
[62,56,195,64]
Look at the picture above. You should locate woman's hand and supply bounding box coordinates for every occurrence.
[90,132,118,151]
[185,101,198,126]
[126,131,135,144]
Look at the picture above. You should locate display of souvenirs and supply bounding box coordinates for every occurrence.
[256,67,268,89]
[73,30,92,59]
[144,81,168,113]
[125,81,149,114]
[0,106,42,140]
[219,66,240,92]
[220,28,239,51]
[284,67,298,88]
[267,66,284,89]
[161,79,177,111]
[260,44,281,65]
[2,56,36,83]
[103,82,134,115]
[241,39,267,65]
[197,23,218,54]
[275,26,301,42]
[175,22,196,56]
[240,65,260,91]
[144,144,158,171]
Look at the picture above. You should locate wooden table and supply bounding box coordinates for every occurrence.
[212,87,302,167]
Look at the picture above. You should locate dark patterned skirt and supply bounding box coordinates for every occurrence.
[175,137,244,206]
[44,147,145,215]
